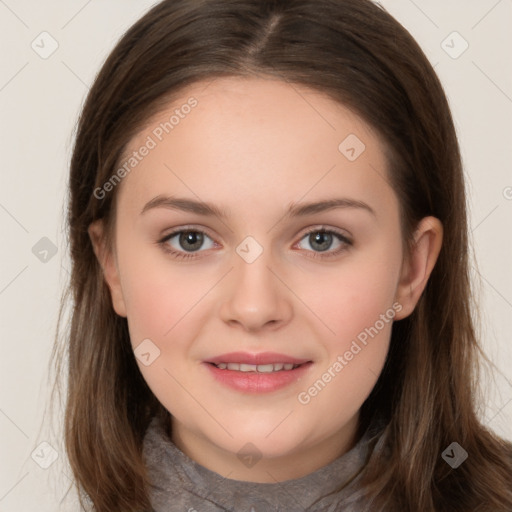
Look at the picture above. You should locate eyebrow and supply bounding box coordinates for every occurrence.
[140,195,376,219]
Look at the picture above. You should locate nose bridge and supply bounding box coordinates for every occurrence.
[219,238,293,331]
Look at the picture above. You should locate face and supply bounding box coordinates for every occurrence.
[89,76,442,482]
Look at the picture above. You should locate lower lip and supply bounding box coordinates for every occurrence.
[203,362,313,393]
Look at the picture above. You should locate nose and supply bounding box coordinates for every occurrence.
[218,248,293,332]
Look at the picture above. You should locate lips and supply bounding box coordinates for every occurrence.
[204,355,314,393]
[212,362,300,372]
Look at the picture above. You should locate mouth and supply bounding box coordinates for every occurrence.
[203,352,313,393]
[205,351,312,371]
[207,362,305,372]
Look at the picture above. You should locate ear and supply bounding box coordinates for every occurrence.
[88,219,127,317]
[394,216,443,320]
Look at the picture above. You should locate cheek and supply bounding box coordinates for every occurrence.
[294,247,401,422]
[301,249,402,344]
[117,239,210,348]
[294,249,400,412]
[296,268,397,425]
[118,254,212,415]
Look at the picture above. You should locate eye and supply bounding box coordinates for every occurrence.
[295,228,352,259]
[159,228,216,259]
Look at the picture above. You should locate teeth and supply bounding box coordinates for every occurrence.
[254,364,274,373]
[239,363,257,372]
[214,362,300,372]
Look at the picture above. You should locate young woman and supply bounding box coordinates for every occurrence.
[52,0,512,510]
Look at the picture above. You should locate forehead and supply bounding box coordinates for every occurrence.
[114,76,393,220]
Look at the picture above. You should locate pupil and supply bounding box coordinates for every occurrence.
[310,231,332,252]
[180,231,203,251]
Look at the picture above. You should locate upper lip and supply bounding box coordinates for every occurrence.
[205,352,312,365]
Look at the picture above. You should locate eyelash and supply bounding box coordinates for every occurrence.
[157,226,352,261]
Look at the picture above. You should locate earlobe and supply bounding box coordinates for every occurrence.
[87,220,128,318]
[394,216,443,320]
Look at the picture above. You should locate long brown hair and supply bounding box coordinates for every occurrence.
[51,0,512,510]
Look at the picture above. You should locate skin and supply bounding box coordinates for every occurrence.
[89,76,443,483]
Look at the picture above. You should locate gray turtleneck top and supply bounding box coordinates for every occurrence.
[142,413,384,511]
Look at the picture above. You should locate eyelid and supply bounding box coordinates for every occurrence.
[159,224,218,242]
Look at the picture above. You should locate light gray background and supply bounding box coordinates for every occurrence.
[1,1,511,510]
